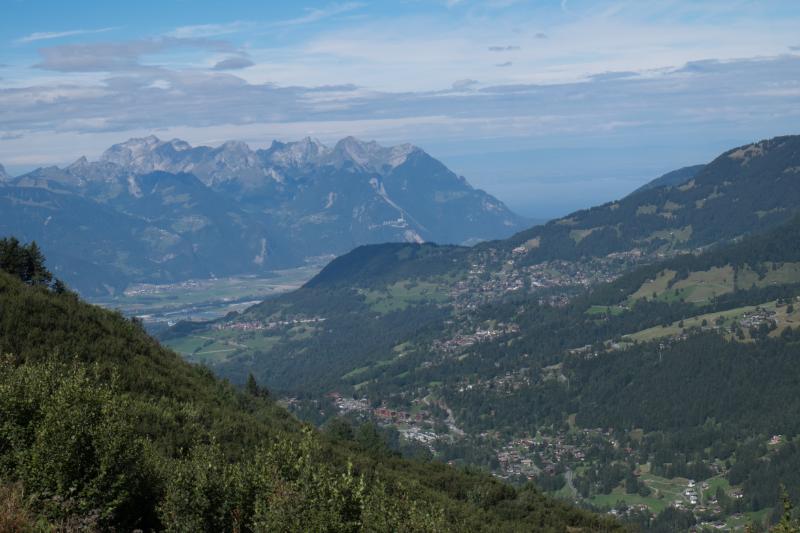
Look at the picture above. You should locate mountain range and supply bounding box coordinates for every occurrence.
[165,134,800,389]
[0,136,525,295]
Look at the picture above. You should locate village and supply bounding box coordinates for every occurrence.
[485,427,756,529]
[326,392,448,450]
[295,377,774,532]
[449,249,646,313]
[432,322,520,354]
[214,315,327,332]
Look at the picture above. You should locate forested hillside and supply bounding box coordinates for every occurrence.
[0,241,618,531]
[502,135,800,263]
[163,210,800,529]
[162,131,800,397]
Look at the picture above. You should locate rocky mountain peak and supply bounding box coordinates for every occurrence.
[261,137,331,168]
[67,156,90,170]
[0,163,8,180]
[100,136,166,168]
[169,138,192,152]
[219,140,251,153]
[327,137,419,173]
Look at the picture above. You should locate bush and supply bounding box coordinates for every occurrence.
[0,360,156,529]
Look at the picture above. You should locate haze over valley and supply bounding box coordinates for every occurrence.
[2,1,800,531]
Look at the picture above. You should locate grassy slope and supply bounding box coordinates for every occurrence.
[0,269,620,532]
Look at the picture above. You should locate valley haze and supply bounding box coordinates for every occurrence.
[3,1,800,531]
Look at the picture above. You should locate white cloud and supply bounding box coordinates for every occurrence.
[16,27,116,44]
[33,37,235,72]
[168,22,247,39]
[212,56,255,70]
[275,2,365,27]
[3,0,800,180]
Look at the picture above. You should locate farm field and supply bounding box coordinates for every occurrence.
[163,327,284,363]
[588,469,693,515]
[360,280,450,314]
[587,305,627,316]
[627,262,800,306]
[622,297,800,344]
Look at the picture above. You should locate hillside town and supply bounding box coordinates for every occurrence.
[215,315,327,331]
[450,250,649,312]
[432,322,520,354]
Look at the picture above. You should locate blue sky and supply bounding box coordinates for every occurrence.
[1,0,800,218]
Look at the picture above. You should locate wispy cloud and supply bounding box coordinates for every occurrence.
[452,78,479,90]
[34,37,235,72]
[276,2,365,26]
[16,27,116,44]
[212,56,255,70]
[3,0,800,188]
[488,45,520,52]
[168,22,248,39]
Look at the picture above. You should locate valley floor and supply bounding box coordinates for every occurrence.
[89,264,321,327]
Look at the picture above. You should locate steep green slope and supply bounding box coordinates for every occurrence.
[434,218,800,521]
[504,135,800,263]
[0,251,619,531]
[628,164,705,196]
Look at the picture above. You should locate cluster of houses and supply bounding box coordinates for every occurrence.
[450,270,525,311]
[398,427,440,448]
[736,307,778,330]
[683,479,700,506]
[445,246,643,314]
[432,323,520,354]
[123,278,205,297]
[526,259,621,291]
[608,504,650,518]
[496,438,539,480]
[328,392,431,427]
[538,294,573,307]
[495,434,589,481]
[456,368,533,394]
[215,316,326,332]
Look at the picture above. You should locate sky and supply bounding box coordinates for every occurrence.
[1,0,799,218]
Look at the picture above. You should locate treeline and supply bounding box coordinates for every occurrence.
[0,237,59,290]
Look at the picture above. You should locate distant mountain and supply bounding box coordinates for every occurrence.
[629,164,705,195]
[0,136,525,294]
[302,135,800,292]
[173,134,800,392]
[0,163,7,180]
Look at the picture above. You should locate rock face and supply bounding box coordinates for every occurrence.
[0,136,526,294]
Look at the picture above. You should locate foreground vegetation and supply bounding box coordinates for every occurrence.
[0,242,619,531]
